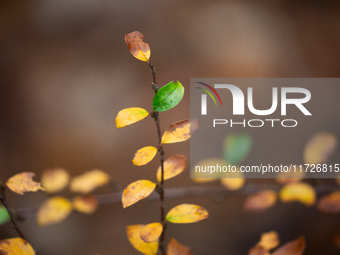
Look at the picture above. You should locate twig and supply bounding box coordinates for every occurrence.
[0,184,27,241]
[149,63,166,255]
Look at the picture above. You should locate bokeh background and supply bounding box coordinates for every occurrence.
[1,1,340,254]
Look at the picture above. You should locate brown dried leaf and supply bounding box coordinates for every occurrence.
[6,172,44,195]
[167,238,193,255]
[157,155,187,182]
[244,190,277,211]
[125,31,151,62]
[272,236,305,255]
[161,119,199,144]
[303,132,337,165]
[317,191,340,214]
[41,168,70,194]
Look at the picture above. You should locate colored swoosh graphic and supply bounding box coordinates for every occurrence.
[197,87,217,106]
[196,82,223,106]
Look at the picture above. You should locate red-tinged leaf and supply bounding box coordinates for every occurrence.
[157,155,187,182]
[127,225,158,255]
[140,223,163,243]
[125,31,151,62]
[132,146,158,166]
[272,236,305,255]
[167,238,193,255]
[0,238,35,255]
[161,119,199,144]
[116,107,149,128]
[122,180,156,208]
[280,183,316,206]
[248,246,269,255]
[166,204,208,223]
[72,195,98,214]
[244,190,277,211]
[317,191,340,214]
[303,132,337,165]
[6,172,44,195]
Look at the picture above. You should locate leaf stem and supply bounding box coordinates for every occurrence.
[0,184,27,241]
[149,63,166,255]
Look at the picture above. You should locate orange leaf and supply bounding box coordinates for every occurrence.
[303,132,337,165]
[0,238,35,255]
[167,238,193,255]
[116,107,149,128]
[280,182,316,206]
[161,119,199,144]
[244,190,277,211]
[333,233,340,249]
[249,246,270,255]
[133,146,158,166]
[125,31,151,62]
[37,196,73,226]
[127,225,158,255]
[272,236,305,255]
[41,168,70,194]
[140,222,163,243]
[276,170,305,184]
[317,191,340,214]
[70,169,110,194]
[166,204,208,223]
[122,180,156,208]
[157,155,187,182]
[73,195,98,214]
[258,231,280,251]
[6,172,44,195]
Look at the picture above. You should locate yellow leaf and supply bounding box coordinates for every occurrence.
[140,222,163,243]
[126,225,158,255]
[167,238,193,255]
[70,169,110,194]
[258,231,280,251]
[41,168,70,194]
[220,168,245,190]
[37,196,73,226]
[6,172,44,195]
[275,170,305,184]
[303,132,337,165]
[317,191,340,214]
[0,238,35,255]
[244,190,277,211]
[249,246,270,255]
[116,107,149,128]
[272,236,305,255]
[161,119,199,144]
[157,155,187,182]
[125,31,151,62]
[166,204,208,223]
[73,195,98,214]
[280,183,316,206]
[132,146,158,166]
[122,180,156,208]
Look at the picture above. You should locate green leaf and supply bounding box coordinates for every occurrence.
[223,134,252,165]
[0,206,10,226]
[153,81,184,112]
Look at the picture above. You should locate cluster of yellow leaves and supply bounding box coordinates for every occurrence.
[0,238,36,255]
[37,168,109,226]
[249,232,305,255]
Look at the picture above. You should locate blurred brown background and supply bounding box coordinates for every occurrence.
[1,0,340,254]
